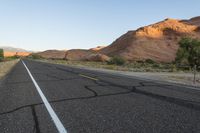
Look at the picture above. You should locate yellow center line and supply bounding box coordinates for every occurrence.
[79,74,98,81]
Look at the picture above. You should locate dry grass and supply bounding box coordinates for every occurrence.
[0,59,19,79]
[34,59,178,72]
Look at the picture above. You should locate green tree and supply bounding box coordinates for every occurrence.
[0,49,4,61]
[176,37,200,69]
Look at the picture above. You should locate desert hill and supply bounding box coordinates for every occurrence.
[34,16,200,63]
[35,47,110,62]
[186,16,200,26]
[36,50,67,59]
[64,49,95,60]
[0,46,31,57]
[90,46,106,51]
[100,16,200,62]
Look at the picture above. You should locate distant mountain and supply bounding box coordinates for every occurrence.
[0,46,32,57]
[0,46,32,52]
[100,16,200,62]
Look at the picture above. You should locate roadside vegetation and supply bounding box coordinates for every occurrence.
[34,58,186,72]
[28,54,43,59]
[0,49,4,62]
[175,37,200,71]
[107,56,126,66]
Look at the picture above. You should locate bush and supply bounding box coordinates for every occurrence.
[0,49,4,61]
[107,56,126,66]
[145,59,155,64]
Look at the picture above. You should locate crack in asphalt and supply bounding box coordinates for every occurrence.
[31,106,41,133]
[84,85,98,96]
[0,90,131,115]
[1,81,200,116]
[132,86,200,110]
[1,61,200,133]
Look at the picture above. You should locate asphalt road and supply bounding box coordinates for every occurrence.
[0,59,200,133]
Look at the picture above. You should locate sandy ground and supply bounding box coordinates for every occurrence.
[0,59,19,80]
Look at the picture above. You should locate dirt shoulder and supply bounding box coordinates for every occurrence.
[68,65,200,88]
[0,59,20,80]
[34,59,200,88]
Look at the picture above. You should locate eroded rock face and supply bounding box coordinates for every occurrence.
[100,17,200,62]
[64,49,95,61]
[36,50,67,59]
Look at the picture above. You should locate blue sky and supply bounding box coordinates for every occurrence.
[0,0,199,51]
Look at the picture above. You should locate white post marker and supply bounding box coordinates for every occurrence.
[22,61,67,133]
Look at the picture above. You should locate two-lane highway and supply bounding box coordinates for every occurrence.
[0,59,200,133]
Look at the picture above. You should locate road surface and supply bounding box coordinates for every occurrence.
[0,59,200,133]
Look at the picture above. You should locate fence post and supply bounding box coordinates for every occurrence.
[194,65,196,84]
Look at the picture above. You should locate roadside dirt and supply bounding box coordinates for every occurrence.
[0,59,19,79]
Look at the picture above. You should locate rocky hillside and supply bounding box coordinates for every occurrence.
[90,46,106,51]
[33,16,200,63]
[35,48,109,62]
[100,16,200,62]
[65,49,94,60]
[36,50,67,59]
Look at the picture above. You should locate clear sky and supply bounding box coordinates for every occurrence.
[0,0,200,51]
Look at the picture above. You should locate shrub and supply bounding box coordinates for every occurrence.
[152,63,160,68]
[107,56,126,66]
[0,49,4,61]
[145,59,155,64]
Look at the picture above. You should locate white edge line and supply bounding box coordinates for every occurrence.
[22,60,67,133]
